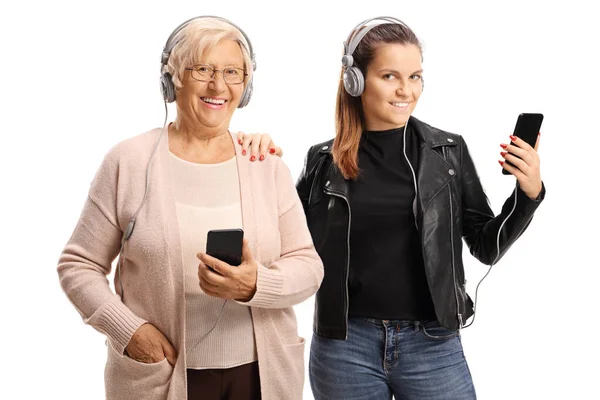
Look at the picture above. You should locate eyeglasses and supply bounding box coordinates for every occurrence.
[184,64,247,85]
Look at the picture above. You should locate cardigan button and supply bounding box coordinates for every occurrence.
[322,145,329,150]
[447,138,454,143]
[449,169,455,175]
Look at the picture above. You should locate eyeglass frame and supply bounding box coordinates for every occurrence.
[184,64,248,85]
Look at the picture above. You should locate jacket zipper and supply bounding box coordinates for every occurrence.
[442,146,463,328]
[325,188,351,339]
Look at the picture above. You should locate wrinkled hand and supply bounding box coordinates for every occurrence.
[197,238,258,302]
[236,131,283,161]
[500,133,542,200]
[125,323,177,365]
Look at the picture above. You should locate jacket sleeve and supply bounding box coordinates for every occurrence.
[460,136,546,265]
[240,158,324,309]
[296,145,315,213]
[57,147,147,355]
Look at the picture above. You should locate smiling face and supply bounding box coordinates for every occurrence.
[360,43,423,131]
[175,39,246,133]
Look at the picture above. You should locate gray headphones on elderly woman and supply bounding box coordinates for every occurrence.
[341,16,413,97]
[159,15,256,107]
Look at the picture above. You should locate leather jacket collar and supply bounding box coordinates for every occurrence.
[320,116,459,227]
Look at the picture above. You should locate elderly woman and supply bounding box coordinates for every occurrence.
[57,16,323,400]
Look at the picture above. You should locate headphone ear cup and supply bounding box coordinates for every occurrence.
[238,78,253,108]
[160,72,176,103]
[343,67,365,97]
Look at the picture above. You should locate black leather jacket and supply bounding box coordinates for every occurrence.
[296,116,545,339]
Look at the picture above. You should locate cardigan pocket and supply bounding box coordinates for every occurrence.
[285,336,306,378]
[271,336,306,400]
[104,338,173,400]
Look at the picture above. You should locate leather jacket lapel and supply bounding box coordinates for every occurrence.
[416,144,456,212]
[411,117,458,214]
[323,157,349,199]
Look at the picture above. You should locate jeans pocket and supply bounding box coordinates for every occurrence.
[418,321,460,341]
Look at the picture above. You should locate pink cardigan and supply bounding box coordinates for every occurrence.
[57,128,324,400]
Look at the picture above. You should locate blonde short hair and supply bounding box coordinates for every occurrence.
[164,17,253,89]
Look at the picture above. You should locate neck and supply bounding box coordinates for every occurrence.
[364,121,407,131]
[173,117,229,143]
[364,125,406,133]
[168,122,235,164]
[364,115,411,132]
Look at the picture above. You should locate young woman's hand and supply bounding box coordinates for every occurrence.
[235,131,283,161]
[500,133,542,200]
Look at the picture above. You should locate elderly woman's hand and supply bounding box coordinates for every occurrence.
[125,323,178,366]
[236,131,283,161]
[197,238,258,302]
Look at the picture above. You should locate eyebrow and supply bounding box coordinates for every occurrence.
[378,68,423,74]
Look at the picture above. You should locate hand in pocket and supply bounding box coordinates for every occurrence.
[125,323,177,366]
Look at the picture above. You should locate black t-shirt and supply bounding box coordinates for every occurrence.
[348,124,436,320]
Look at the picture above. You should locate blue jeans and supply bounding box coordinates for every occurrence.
[309,318,476,399]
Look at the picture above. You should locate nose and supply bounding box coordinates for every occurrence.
[208,71,227,92]
[396,79,409,96]
[396,78,419,98]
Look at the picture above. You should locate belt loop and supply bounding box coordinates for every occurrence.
[413,321,420,331]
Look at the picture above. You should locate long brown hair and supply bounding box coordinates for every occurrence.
[333,23,422,180]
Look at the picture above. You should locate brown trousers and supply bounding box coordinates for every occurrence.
[186,361,261,400]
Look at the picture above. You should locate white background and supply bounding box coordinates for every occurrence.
[1,0,598,399]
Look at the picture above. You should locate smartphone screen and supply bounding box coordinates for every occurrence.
[502,113,544,175]
[206,229,244,266]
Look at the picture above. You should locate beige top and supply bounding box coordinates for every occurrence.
[169,152,257,369]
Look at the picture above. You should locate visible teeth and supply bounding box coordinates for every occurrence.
[391,102,409,107]
[202,97,226,105]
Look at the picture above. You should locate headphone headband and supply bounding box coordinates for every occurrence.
[161,15,256,71]
[344,16,409,58]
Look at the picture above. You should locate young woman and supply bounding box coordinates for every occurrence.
[240,17,545,399]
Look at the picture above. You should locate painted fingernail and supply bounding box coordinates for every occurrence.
[500,143,507,149]
[242,150,247,156]
[500,151,507,157]
[238,139,243,144]
[510,135,517,141]
[269,148,276,154]
[250,156,256,161]
[498,160,504,166]
[259,155,265,161]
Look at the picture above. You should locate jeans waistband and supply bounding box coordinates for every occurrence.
[359,317,441,331]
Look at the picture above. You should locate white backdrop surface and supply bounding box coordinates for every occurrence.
[1,1,598,399]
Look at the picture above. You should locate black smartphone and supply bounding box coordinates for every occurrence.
[502,113,544,175]
[206,229,244,266]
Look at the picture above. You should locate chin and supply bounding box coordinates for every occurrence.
[197,111,231,126]
[388,116,410,127]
